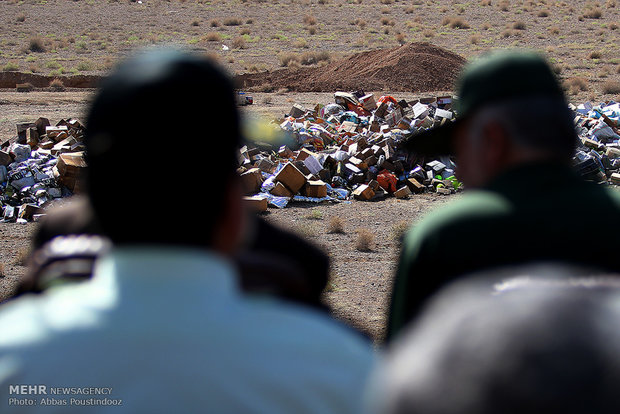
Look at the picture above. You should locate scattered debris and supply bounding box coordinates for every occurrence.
[238,90,464,211]
[1,118,86,223]
[572,101,620,184]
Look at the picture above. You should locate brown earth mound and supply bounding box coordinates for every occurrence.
[0,72,101,89]
[235,42,467,93]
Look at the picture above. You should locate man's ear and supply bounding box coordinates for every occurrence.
[211,178,246,255]
[482,121,512,173]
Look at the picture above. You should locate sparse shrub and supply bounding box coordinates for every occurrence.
[16,82,34,92]
[224,17,243,26]
[205,32,222,42]
[305,209,323,220]
[308,26,317,35]
[609,23,618,30]
[589,50,602,59]
[480,0,491,5]
[210,19,221,27]
[537,9,549,17]
[512,20,526,30]
[327,216,345,234]
[602,80,620,94]
[549,26,560,34]
[565,77,589,94]
[582,6,602,18]
[278,52,300,67]
[3,61,19,71]
[470,34,481,44]
[191,19,200,26]
[442,17,470,29]
[246,18,254,24]
[380,0,393,4]
[0,263,4,277]
[231,36,246,49]
[300,50,330,65]
[380,16,391,25]
[50,78,65,91]
[303,14,317,25]
[355,228,374,252]
[423,29,435,37]
[405,6,415,13]
[498,0,509,11]
[16,13,26,22]
[28,36,46,53]
[390,221,410,246]
[293,38,309,48]
[396,32,406,44]
[240,27,251,35]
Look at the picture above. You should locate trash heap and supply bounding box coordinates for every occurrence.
[0,118,86,223]
[571,101,620,186]
[238,91,463,212]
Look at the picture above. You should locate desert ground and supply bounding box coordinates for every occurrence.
[0,0,618,343]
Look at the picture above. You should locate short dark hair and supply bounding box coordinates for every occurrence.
[376,273,620,414]
[85,47,241,246]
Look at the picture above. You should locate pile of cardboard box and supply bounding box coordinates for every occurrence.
[0,118,86,222]
[238,91,463,212]
[572,101,620,186]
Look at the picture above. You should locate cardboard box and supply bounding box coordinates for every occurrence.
[271,182,294,198]
[394,186,412,199]
[56,152,87,193]
[243,196,268,212]
[289,103,307,118]
[611,173,620,185]
[305,180,327,198]
[240,168,263,195]
[352,184,375,201]
[274,162,307,193]
[360,94,377,111]
[0,151,11,166]
[406,178,425,193]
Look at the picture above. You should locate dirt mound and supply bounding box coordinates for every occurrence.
[235,42,466,93]
[0,72,101,89]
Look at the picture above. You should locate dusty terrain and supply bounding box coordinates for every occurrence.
[0,0,618,343]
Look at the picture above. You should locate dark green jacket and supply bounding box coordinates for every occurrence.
[388,161,620,341]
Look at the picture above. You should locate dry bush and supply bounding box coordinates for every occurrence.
[293,38,309,48]
[602,80,620,94]
[589,50,602,59]
[469,34,481,44]
[355,18,367,28]
[512,20,527,30]
[204,32,222,42]
[16,13,26,22]
[300,50,330,65]
[582,5,602,18]
[565,77,589,94]
[210,19,221,27]
[327,216,345,234]
[49,78,65,91]
[308,26,317,35]
[224,17,243,26]
[396,32,406,45]
[405,6,415,13]
[442,16,470,29]
[28,36,46,53]
[381,7,391,14]
[537,9,549,17]
[380,0,394,4]
[15,247,30,266]
[482,23,491,30]
[480,0,492,5]
[549,26,560,34]
[16,82,34,92]
[609,23,618,30]
[380,16,391,25]
[278,52,300,67]
[191,19,200,27]
[423,29,435,37]
[231,36,246,49]
[355,228,374,252]
[240,27,251,35]
[0,263,4,277]
[303,14,317,25]
[498,0,509,11]
[390,221,410,247]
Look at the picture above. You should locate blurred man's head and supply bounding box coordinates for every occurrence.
[85,47,243,251]
[374,272,620,414]
[405,50,577,188]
